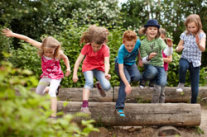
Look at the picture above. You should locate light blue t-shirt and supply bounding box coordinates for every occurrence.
[116,40,141,65]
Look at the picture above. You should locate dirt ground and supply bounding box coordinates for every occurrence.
[89,105,207,137]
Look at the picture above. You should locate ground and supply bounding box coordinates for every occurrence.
[89,105,207,137]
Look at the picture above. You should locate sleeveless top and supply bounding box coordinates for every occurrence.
[40,56,64,79]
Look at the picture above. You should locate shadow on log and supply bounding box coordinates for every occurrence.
[57,101,201,127]
[57,87,207,103]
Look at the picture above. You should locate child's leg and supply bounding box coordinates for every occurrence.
[36,78,50,95]
[143,64,158,80]
[178,58,189,83]
[115,63,131,109]
[189,65,200,103]
[159,86,165,103]
[94,70,111,91]
[153,67,166,103]
[127,64,142,82]
[48,79,61,117]
[81,71,93,114]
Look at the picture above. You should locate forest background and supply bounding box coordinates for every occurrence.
[1,0,207,87]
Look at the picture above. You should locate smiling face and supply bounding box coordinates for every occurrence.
[91,42,103,52]
[123,40,136,53]
[146,26,159,41]
[187,22,198,35]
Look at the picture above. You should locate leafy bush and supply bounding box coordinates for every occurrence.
[0,58,98,137]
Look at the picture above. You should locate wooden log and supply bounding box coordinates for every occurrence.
[57,101,201,127]
[57,87,207,102]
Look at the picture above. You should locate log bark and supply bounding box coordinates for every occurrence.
[57,87,207,103]
[57,101,201,127]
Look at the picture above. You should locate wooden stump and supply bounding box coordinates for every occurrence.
[57,101,201,127]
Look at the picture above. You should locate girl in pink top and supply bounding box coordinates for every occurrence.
[73,25,111,114]
[2,28,71,118]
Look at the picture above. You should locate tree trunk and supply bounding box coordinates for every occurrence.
[57,101,201,127]
[57,87,207,103]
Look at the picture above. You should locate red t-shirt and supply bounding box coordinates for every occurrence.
[81,43,110,72]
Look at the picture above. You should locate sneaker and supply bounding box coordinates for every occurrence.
[81,107,91,115]
[95,82,106,97]
[56,85,61,96]
[116,109,125,117]
[139,80,146,89]
[176,83,184,92]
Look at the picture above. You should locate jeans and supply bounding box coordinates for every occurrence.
[115,63,142,109]
[83,69,111,91]
[142,64,167,86]
[179,58,200,103]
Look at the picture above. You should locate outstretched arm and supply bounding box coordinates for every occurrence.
[60,52,71,77]
[175,40,184,52]
[2,28,42,49]
[72,53,85,83]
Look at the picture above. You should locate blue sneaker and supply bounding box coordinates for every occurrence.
[116,109,125,117]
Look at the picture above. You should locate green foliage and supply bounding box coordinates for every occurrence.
[0,59,98,137]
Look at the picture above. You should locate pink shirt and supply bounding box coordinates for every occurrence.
[40,56,64,79]
[81,43,110,72]
[162,51,168,71]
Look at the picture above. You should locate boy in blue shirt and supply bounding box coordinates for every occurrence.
[115,30,142,117]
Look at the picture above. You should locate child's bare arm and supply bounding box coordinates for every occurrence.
[176,40,184,52]
[196,34,206,52]
[2,28,42,49]
[104,57,111,80]
[73,53,85,83]
[60,52,71,77]
[163,55,172,63]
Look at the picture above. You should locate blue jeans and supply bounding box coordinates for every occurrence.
[115,63,142,109]
[142,64,167,86]
[179,58,200,103]
[83,69,111,91]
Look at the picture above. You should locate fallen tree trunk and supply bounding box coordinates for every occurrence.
[57,87,207,103]
[57,101,201,127]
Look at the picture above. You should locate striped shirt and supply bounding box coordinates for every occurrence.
[181,31,206,67]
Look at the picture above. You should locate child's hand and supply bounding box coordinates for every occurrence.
[125,84,131,95]
[149,52,157,60]
[166,38,173,47]
[176,45,184,52]
[105,74,111,80]
[138,59,143,67]
[72,75,78,83]
[2,28,14,37]
[65,69,71,77]
[195,34,200,46]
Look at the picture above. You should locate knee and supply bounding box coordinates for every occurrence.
[102,83,111,91]
[132,73,142,82]
[85,79,94,89]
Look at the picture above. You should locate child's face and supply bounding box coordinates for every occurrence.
[146,27,158,40]
[91,42,102,52]
[160,33,166,40]
[187,22,198,34]
[44,47,55,58]
[123,40,136,53]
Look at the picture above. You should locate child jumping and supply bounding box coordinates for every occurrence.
[72,25,111,114]
[2,28,71,118]
[139,19,173,103]
[175,14,206,103]
[115,30,142,117]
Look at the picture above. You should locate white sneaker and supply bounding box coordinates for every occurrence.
[176,88,183,92]
[176,83,184,92]
[140,85,145,89]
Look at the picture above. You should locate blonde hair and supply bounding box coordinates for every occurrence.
[38,36,62,58]
[123,30,137,42]
[138,27,160,38]
[159,28,167,36]
[80,25,109,45]
[185,14,203,34]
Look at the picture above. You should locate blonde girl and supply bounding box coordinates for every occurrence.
[2,28,71,118]
[73,25,111,114]
[176,14,206,103]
